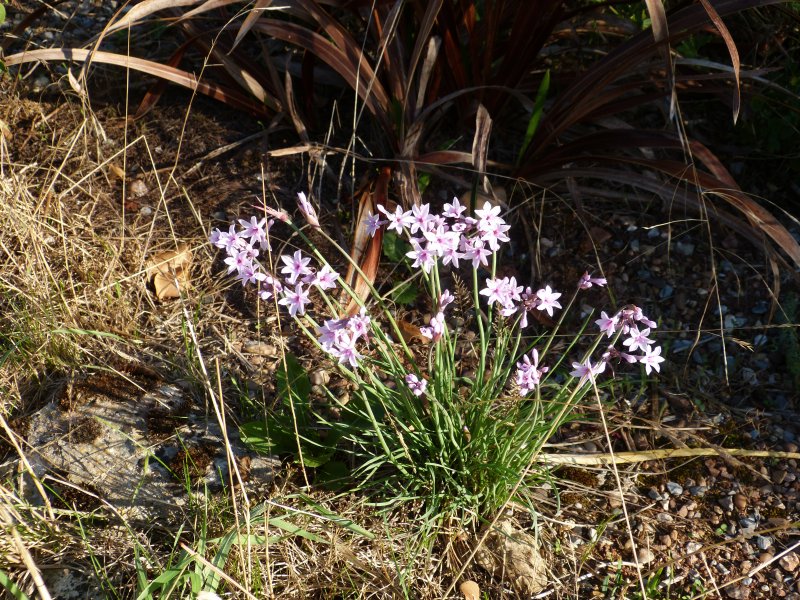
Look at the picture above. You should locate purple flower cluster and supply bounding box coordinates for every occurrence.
[316,309,371,368]
[211,192,665,401]
[567,304,664,387]
[373,198,511,272]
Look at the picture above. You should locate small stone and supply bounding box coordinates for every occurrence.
[719,496,734,511]
[636,548,655,564]
[689,485,708,497]
[647,488,662,501]
[243,342,278,357]
[677,504,689,518]
[666,481,683,496]
[756,536,773,551]
[139,205,153,216]
[656,512,673,523]
[309,370,330,386]
[676,241,695,256]
[779,552,800,573]
[734,494,748,511]
[759,553,774,564]
[726,585,751,599]
[686,541,703,554]
[740,517,757,531]
[130,179,149,197]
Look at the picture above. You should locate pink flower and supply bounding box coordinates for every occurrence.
[261,205,291,224]
[515,349,548,396]
[438,290,455,312]
[479,221,511,251]
[408,203,432,235]
[405,373,427,397]
[420,312,446,342]
[640,345,665,375]
[377,204,414,234]
[595,311,618,338]
[443,197,467,219]
[280,250,313,284]
[224,250,252,275]
[570,359,606,386]
[579,271,607,290]
[480,276,522,310]
[316,318,347,350]
[279,284,310,317]
[304,264,339,291]
[296,191,320,228]
[258,275,283,301]
[535,286,562,317]
[348,308,371,341]
[406,241,436,273]
[330,330,362,368]
[623,327,655,353]
[212,224,244,253]
[461,237,491,268]
[474,201,503,229]
[238,216,268,246]
[236,263,266,286]
[365,212,384,237]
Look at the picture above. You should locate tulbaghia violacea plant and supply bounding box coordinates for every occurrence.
[209,191,665,523]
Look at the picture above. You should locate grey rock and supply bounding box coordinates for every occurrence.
[15,375,280,521]
[689,485,708,497]
[718,496,734,512]
[756,535,773,550]
[666,481,683,496]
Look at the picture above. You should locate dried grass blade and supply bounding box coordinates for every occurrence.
[697,0,742,123]
[182,0,244,20]
[232,0,274,51]
[4,49,273,117]
[471,104,492,191]
[406,0,443,109]
[106,0,203,33]
[644,0,675,118]
[252,20,391,126]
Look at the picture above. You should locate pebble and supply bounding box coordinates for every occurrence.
[243,341,278,357]
[740,517,758,531]
[756,536,773,551]
[130,179,149,197]
[666,481,683,496]
[656,512,673,523]
[726,585,751,599]
[676,241,695,256]
[637,548,655,564]
[686,541,703,554]
[734,494,748,511]
[647,488,662,501]
[780,552,800,573]
[689,485,708,497]
[309,370,330,386]
[718,496,734,511]
[139,205,153,216]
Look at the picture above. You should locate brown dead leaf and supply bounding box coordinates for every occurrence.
[107,162,125,180]
[147,244,192,301]
[396,319,430,345]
